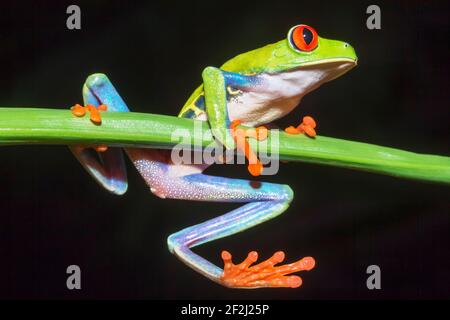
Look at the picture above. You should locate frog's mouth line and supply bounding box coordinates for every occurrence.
[299,57,357,67]
[296,58,357,82]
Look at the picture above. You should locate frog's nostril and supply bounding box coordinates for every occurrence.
[344,43,349,48]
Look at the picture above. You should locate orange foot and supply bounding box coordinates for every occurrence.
[230,120,268,177]
[71,103,108,125]
[220,250,315,288]
[71,103,109,152]
[285,116,317,138]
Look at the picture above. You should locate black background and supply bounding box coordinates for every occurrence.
[0,0,449,299]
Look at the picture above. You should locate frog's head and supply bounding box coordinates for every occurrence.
[266,24,357,82]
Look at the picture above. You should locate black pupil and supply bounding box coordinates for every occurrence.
[302,27,313,45]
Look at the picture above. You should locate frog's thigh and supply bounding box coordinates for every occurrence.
[125,148,211,198]
[125,148,292,202]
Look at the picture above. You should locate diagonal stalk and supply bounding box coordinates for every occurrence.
[0,107,449,184]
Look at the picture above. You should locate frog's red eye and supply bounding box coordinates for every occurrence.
[289,25,318,52]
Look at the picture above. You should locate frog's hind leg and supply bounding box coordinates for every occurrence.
[126,148,315,288]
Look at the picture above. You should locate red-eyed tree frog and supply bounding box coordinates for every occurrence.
[70,24,357,288]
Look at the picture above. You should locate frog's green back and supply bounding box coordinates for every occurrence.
[178,84,205,117]
[178,41,283,117]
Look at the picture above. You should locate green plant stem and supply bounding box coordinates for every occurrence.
[0,107,449,184]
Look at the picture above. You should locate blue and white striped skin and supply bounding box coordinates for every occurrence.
[72,25,357,288]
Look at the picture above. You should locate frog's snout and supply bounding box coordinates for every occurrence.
[342,42,357,64]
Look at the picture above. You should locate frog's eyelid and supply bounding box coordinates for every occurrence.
[287,25,300,48]
[287,25,304,52]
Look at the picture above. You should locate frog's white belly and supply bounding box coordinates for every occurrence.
[227,68,331,126]
[227,91,302,126]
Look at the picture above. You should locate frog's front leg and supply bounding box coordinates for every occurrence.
[202,67,269,176]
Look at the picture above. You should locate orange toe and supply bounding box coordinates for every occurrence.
[285,126,301,134]
[248,161,264,177]
[71,104,86,117]
[298,124,316,137]
[89,107,102,124]
[302,116,316,128]
[95,145,108,152]
[230,120,268,177]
